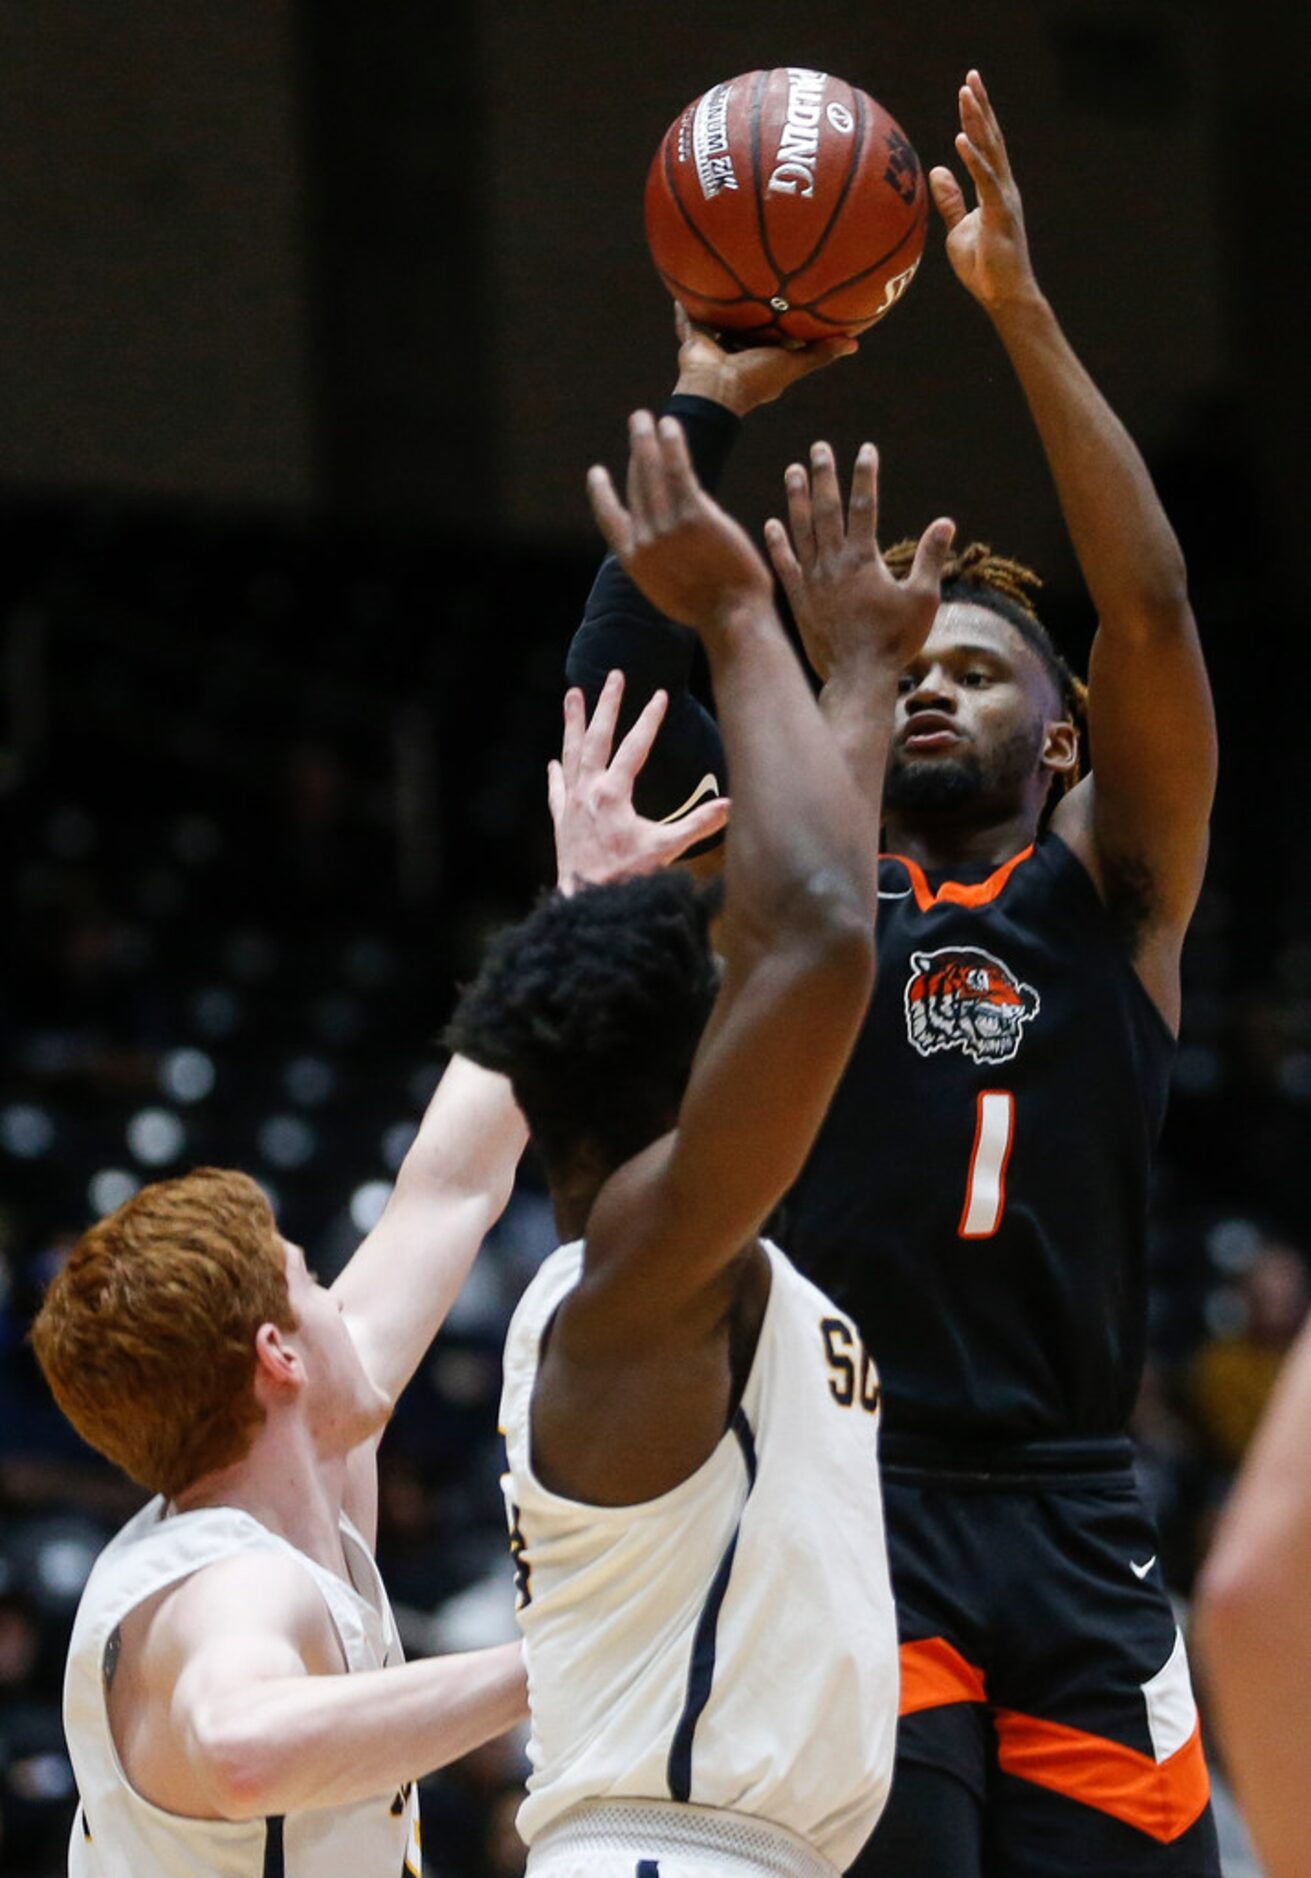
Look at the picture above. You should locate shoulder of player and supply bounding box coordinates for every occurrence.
[144,1545,339,1672]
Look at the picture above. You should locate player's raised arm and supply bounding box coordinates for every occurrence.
[1194,1319,1311,1878]
[565,310,854,834]
[334,681,731,1413]
[933,68,1215,1025]
[567,414,950,1341]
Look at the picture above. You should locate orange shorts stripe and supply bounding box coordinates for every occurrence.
[993,1708,1211,1844]
[898,1637,987,1716]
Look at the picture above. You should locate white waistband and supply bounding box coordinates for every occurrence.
[527,1800,839,1878]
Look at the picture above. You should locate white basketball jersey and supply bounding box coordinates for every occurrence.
[63,1497,422,1877]
[500,1240,899,1873]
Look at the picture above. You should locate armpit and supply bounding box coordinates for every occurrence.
[1101,850,1158,953]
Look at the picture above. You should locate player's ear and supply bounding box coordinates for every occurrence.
[1041,719,1079,776]
[254,1323,304,1397]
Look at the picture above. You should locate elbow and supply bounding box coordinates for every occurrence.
[190,1713,282,1822]
[1117,564,1195,643]
[769,862,877,941]
[776,878,877,996]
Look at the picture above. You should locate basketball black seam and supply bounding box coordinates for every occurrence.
[778,80,868,291]
[749,70,784,299]
[654,267,763,311]
[661,119,756,300]
[799,193,926,309]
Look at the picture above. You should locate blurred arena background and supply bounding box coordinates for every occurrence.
[0,3,1305,1872]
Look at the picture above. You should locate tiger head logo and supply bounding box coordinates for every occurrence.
[904,946,1040,1065]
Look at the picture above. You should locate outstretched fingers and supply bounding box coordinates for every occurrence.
[559,685,587,789]
[808,441,845,557]
[579,669,626,776]
[963,70,1010,171]
[626,409,674,537]
[782,461,816,570]
[928,164,968,232]
[608,687,670,791]
[652,795,731,862]
[587,464,635,560]
[908,518,958,597]
[547,756,566,829]
[846,442,880,551]
[954,128,1004,212]
[763,516,805,617]
[655,413,701,516]
[956,76,1010,205]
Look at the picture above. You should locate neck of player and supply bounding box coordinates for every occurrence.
[881,799,1043,874]
[169,1417,354,1580]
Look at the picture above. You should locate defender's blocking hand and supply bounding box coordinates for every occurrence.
[550,672,730,894]
[588,410,775,635]
[765,441,954,682]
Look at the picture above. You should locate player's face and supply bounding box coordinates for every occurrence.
[885,604,1064,819]
[280,1241,389,1454]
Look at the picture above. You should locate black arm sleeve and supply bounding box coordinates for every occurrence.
[565,393,739,825]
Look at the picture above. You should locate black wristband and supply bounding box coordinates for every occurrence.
[663,394,742,495]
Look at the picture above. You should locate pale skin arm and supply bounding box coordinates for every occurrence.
[332,685,730,1412]
[124,1550,525,1820]
[935,70,1216,1024]
[1194,1319,1311,1878]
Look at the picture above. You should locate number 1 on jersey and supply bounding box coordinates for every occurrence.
[958,1090,1015,1238]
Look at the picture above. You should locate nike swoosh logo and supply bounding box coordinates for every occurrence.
[1131,1555,1157,1579]
[878,888,913,900]
[659,774,720,823]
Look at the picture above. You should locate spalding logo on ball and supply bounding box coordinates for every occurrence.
[645,67,927,343]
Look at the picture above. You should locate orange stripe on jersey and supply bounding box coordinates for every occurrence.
[883,846,1035,913]
[993,1709,1211,1844]
[898,1637,987,1715]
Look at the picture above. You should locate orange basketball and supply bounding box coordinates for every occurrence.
[644,67,928,343]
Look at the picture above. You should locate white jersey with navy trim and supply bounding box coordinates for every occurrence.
[63,1497,422,1877]
[500,1239,899,1873]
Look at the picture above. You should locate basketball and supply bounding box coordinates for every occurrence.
[644,67,928,344]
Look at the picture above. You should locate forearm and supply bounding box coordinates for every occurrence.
[707,606,878,931]
[819,665,902,829]
[392,1056,527,1212]
[196,1643,526,1819]
[333,1057,527,1402]
[990,294,1189,632]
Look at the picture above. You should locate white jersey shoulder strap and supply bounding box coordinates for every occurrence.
[500,1241,585,1488]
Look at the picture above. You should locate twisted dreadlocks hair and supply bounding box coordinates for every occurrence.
[883,539,1088,807]
[446,871,720,1183]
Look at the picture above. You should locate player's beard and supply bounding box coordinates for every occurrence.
[885,719,1046,818]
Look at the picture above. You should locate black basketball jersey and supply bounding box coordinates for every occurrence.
[784,832,1174,1446]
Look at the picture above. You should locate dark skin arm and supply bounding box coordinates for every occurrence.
[534,417,952,1504]
[935,71,1216,1029]
[564,312,857,847]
